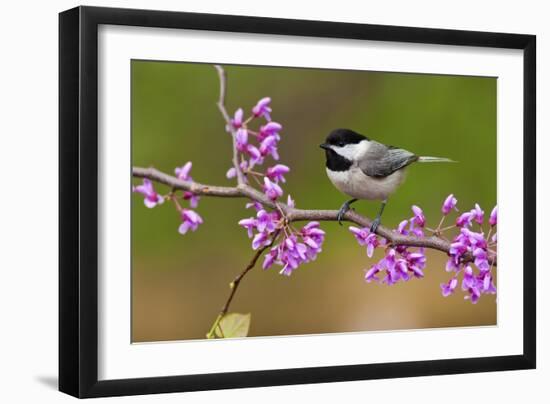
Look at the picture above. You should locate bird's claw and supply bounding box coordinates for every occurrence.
[337,199,358,226]
[337,206,348,226]
[337,203,352,226]
[370,217,381,234]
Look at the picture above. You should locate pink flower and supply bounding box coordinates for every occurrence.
[449,240,468,263]
[262,248,278,270]
[175,162,200,207]
[252,97,272,120]
[272,235,307,276]
[246,144,263,166]
[286,194,295,208]
[238,207,279,241]
[256,209,277,233]
[226,161,249,179]
[349,226,379,257]
[252,231,271,250]
[231,108,243,129]
[183,192,200,208]
[133,179,164,208]
[442,194,458,215]
[397,219,409,235]
[246,200,264,212]
[235,128,249,152]
[406,252,426,277]
[473,247,490,271]
[458,262,496,303]
[263,177,283,201]
[471,203,484,225]
[175,161,193,181]
[460,227,487,249]
[238,217,257,238]
[259,122,282,140]
[441,277,458,297]
[259,135,279,160]
[461,265,475,290]
[300,222,325,260]
[365,264,382,283]
[266,164,290,183]
[178,209,203,234]
[456,212,474,227]
[481,272,497,294]
[411,205,425,227]
[489,206,497,226]
[467,286,481,304]
[445,258,460,272]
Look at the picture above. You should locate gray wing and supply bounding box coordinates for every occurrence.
[359,141,418,178]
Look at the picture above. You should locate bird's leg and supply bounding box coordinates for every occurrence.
[370,199,387,233]
[337,198,358,226]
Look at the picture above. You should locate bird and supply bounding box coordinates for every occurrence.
[320,128,454,233]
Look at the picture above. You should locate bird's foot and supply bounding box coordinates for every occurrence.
[337,200,355,226]
[369,200,387,234]
[370,217,381,234]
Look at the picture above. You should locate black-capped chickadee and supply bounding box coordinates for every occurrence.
[320,128,454,232]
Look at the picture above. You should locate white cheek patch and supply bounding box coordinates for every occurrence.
[330,144,357,161]
[331,140,371,161]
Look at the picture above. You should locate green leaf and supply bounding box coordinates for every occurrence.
[215,313,251,338]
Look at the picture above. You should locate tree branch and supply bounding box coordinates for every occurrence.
[132,166,497,266]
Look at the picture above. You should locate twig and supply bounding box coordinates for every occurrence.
[214,65,246,185]
[132,166,496,266]
[206,230,281,339]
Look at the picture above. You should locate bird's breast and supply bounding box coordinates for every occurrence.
[325,166,406,201]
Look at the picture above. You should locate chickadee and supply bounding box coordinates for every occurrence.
[320,128,454,232]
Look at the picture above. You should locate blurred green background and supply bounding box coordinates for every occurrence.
[131,61,496,342]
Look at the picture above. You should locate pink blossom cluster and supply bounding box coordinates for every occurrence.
[442,203,497,303]
[229,98,326,275]
[133,161,203,235]
[226,98,290,202]
[350,206,428,286]
[173,162,203,235]
[239,197,325,276]
[226,97,286,182]
[349,195,497,304]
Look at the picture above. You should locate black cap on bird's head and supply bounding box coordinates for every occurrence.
[320,129,369,172]
[319,129,368,150]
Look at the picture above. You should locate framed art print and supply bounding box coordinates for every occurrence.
[59,6,536,398]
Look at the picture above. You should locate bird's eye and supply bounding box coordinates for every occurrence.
[337,142,345,147]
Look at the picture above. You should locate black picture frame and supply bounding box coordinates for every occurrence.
[59,5,536,398]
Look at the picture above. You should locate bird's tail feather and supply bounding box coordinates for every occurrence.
[417,156,456,163]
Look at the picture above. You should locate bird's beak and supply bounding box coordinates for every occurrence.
[319,143,330,150]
